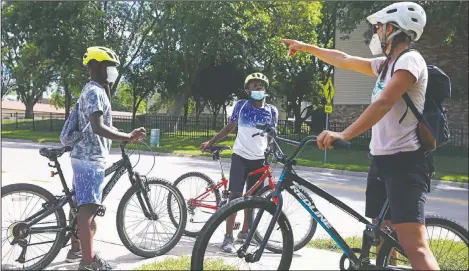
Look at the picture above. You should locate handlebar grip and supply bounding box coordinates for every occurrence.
[332,140,351,149]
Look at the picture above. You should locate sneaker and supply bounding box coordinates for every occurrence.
[65,249,82,263]
[220,234,235,253]
[235,231,248,244]
[236,231,258,245]
[78,253,115,270]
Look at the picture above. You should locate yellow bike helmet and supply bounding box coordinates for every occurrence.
[244,73,269,88]
[83,46,120,66]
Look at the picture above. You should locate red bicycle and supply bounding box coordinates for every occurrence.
[169,144,317,252]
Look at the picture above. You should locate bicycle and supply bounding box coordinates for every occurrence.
[169,143,317,253]
[191,124,469,270]
[1,140,187,270]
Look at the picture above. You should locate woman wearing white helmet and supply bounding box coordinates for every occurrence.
[281,2,439,270]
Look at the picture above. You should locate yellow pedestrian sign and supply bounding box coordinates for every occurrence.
[324,104,333,113]
[323,78,335,104]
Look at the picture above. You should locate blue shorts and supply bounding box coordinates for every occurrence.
[71,158,106,207]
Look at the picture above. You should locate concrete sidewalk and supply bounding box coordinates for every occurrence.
[47,236,344,270]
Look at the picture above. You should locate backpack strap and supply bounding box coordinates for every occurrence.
[391,48,423,123]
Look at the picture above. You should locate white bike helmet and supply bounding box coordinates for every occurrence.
[367,2,427,41]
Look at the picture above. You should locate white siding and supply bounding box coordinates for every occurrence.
[334,21,377,105]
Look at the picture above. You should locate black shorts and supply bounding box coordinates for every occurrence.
[365,148,430,225]
[228,153,265,195]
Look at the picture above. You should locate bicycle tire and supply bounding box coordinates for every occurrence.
[116,178,187,258]
[376,215,469,270]
[1,183,67,270]
[169,171,221,237]
[191,196,294,270]
[251,185,317,253]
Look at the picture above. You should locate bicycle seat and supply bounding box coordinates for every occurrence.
[206,145,231,153]
[39,146,72,160]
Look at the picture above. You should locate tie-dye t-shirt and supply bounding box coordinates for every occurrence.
[230,99,278,160]
[70,81,112,163]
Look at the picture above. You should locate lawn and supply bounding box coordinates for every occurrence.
[308,236,468,270]
[135,256,237,270]
[2,128,468,182]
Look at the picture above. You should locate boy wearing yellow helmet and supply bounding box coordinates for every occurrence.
[66,46,146,270]
[200,72,278,253]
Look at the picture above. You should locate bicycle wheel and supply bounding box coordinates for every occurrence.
[251,185,317,253]
[376,215,469,270]
[191,196,293,270]
[169,172,221,237]
[2,183,67,270]
[116,178,187,258]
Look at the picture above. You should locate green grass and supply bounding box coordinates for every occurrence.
[308,236,468,270]
[135,256,237,270]
[2,128,467,182]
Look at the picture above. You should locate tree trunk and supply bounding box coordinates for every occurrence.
[211,110,219,129]
[293,104,303,134]
[64,82,72,120]
[223,105,227,126]
[168,88,191,132]
[183,100,189,125]
[25,100,35,119]
[131,108,137,130]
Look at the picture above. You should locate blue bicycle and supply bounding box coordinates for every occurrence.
[191,124,468,270]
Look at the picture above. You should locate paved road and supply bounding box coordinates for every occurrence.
[2,140,468,270]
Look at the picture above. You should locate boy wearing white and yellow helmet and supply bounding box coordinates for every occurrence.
[67,47,145,270]
[200,72,278,253]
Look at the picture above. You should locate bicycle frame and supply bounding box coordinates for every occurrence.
[188,163,276,211]
[21,143,155,235]
[242,128,404,267]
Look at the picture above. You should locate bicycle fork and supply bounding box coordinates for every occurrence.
[237,192,284,263]
[133,174,159,220]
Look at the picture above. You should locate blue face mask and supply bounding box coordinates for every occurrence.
[250,91,265,101]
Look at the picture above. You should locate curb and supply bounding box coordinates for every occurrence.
[2,138,467,189]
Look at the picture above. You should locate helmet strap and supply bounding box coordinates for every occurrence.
[381,23,403,59]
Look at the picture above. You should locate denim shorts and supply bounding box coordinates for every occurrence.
[71,158,106,207]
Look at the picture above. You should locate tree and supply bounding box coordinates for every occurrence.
[239,1,325,133]
[160,2,255,119]
[3,43,54,118]
[192,62,245,127]
[1,2,98,117]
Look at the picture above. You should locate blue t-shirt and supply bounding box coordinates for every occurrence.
[70,81,112,163]
[230,99,278,160]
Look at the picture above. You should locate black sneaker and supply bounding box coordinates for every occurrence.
[78,253,115,270]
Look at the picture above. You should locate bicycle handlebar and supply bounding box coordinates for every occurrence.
[253,124,351,164]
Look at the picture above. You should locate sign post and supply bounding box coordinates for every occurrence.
[322,78,335,164]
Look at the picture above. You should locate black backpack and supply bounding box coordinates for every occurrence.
[391,48,451,152]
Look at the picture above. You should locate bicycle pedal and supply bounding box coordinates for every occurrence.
[233,222,241,230]
[96,206,106,217]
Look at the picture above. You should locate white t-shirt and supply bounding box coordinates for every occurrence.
[369,51,428,156]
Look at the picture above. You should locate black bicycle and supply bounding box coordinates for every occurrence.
[2,141,187,270]
[191,124,469,270]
